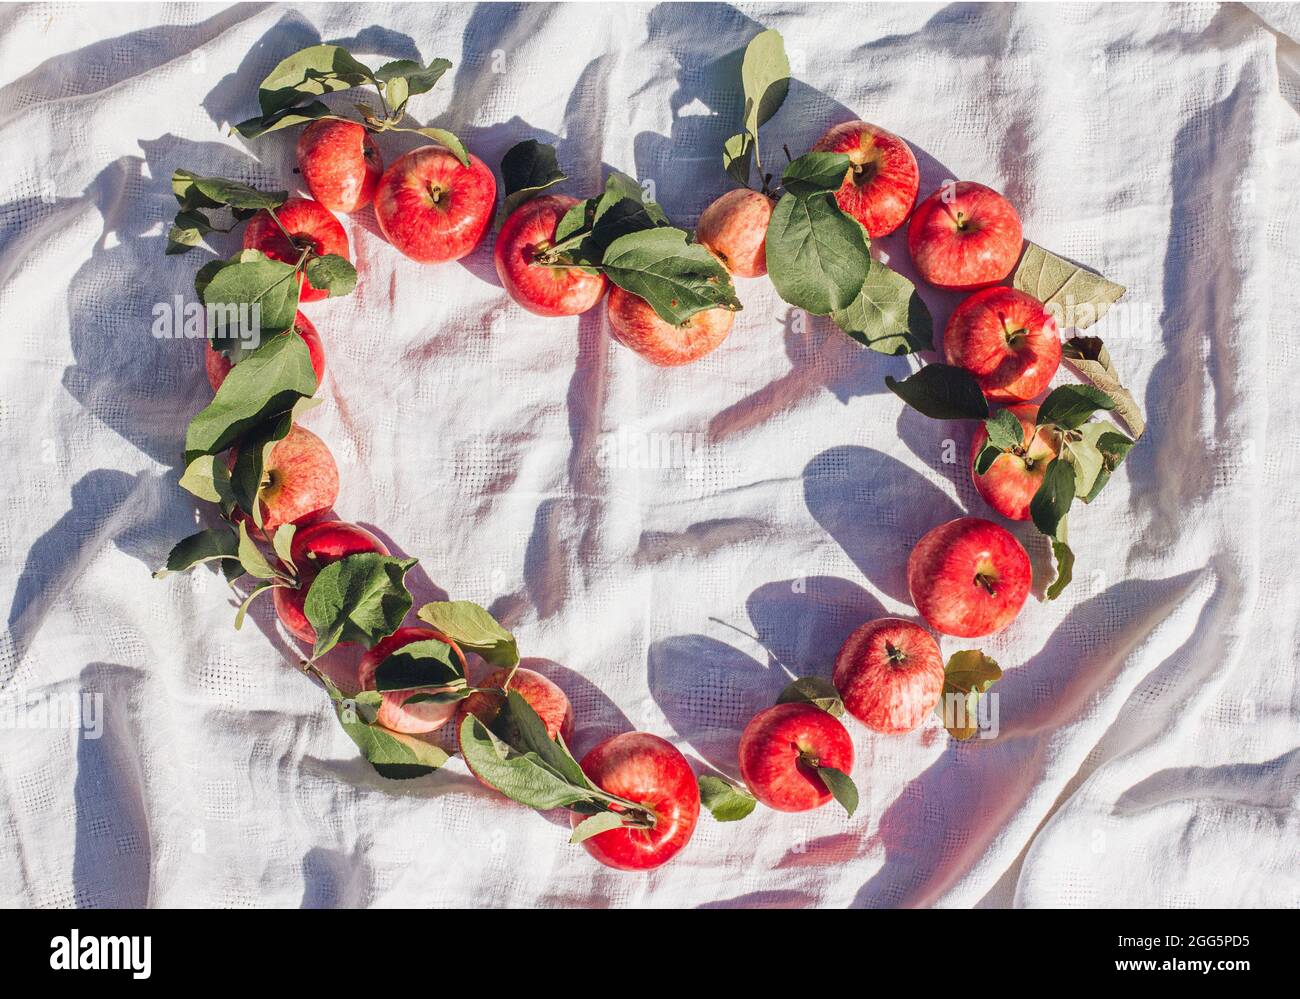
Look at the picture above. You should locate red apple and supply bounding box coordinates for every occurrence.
[606,285,734,366]
[570,732,700,871]
[833,618,944,734]
[374,146,496,263]
[907,181,1022,290]
[205,311,326,392]
[232,424,339,532]
[357,626,470,734]
[272,521,389,644]
[242,196,349,304]
[455,665,575,789]
[695,188,774,277]
[739,702,854,812]
[494,194,609,316]
[907,517,1031,638]
[969,404,1060,520]
[296,119,383,213]
[944,286,1061,402]
[811,120,919,237]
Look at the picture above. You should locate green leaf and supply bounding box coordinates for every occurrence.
[740,29,790,139]
[303,254,357,298]
[1030,458,1076,539]
[776,676,845,717]
[500,139,566,220]
[1045,535,1075,601]
[974,409,1025,476]
[780,152,851,197]
[1062,431,1105,500]
[1036,384,1115,431]
[816,766,858,817]
[886,364,990,421]
[234,581,280,630]
[722,132,753,188]
[258,44,376,116]
[501,691,591,788]
[172,169,224,211]
[372,638,464,691]
[935,650,1001,740]
[201,250,301,361]
[600,227,741,326]
[153,527,239,578]
[237,521,281,579]
[1081,426,1136,503]
[589,174,669,248]
[411,127,469,168]
[555,198,594,243]
[228,407,294,522]
[304,553,418,659]
[375,57,451,99]
[178,454,236,509]
[167,209,216,255]
[190,177,287,212]
[325,674,450,779]
[765,190,870,315]
[598,172,652,214]
[1062,336,1146,438]
[183,331,316,462]
[569,810,625,844]
[1013,242,1125,331]
[234,101,333,139]
[831,259,933,355]
[272,524,296,573]
[457,713,596,811]
[416,600,519,667]
[984,408,1025,451]
[698,775,759,822]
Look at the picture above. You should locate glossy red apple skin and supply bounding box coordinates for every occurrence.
[570,733,700,872]
[695,188,774,277]
[296,119,383,213]
[357,626,470,734]
[273,521,389,644]
[945,287,1061,402]
[812,120,919,237]
[494,194,609,316]
[606,286,735,367]
[375,146,496,263]
[907,181,1022,290]
[206,311,326,392]
[969,404,1060,521]
[738,702,854,812]
[833,618,944,734]
[456,666,575,789]
[232,424,339,532]
[242,196,350,303]
[907,517,1031,638]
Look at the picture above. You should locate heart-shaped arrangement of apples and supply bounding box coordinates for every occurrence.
[155,28,1144,872]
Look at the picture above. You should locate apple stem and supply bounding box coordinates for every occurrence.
[975,573,998,596]
[589,790,658,828]
[267,207,298,246]
[884,641,908,666]
[942,203,968,231]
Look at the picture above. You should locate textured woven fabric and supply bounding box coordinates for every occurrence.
[1,1,1298,908]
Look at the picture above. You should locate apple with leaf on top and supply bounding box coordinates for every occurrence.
[492,139,742,365]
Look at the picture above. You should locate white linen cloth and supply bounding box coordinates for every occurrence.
[0,1,1297,908]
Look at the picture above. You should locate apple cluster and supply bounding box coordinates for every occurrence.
[155,29,1141,874]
